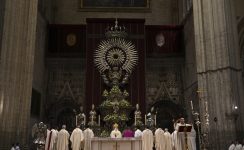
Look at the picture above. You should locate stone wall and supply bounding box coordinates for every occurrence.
[182,13,198,119]
[32,12,48,122]
[234,0,244,17]
[0,0,6,55]
[52,0,178,25]
[44,58,86,128]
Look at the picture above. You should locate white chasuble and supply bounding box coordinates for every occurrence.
[187,127,196,150]
[83,128,94,150]
[164,130,173,150]
[56,129,70,150]
[155,128,165,150]
[142,129,154,150]
[134,129,143,138]
[110,129,122,138]
[45,129,58,150]
[70,128,84,150]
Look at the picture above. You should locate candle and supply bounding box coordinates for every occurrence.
[135,114,136,125]
[98,115,100,126]
[190,101,194,110]
[205,101,208,112]
[145,115,147,125]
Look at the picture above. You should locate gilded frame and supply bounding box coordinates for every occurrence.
[79,0,151,12]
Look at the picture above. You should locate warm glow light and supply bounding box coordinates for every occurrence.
[234,106,238,110]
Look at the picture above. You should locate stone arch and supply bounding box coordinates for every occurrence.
[150,100,187,132]
[46,97,79,131]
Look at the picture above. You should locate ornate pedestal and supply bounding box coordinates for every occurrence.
[91,137,142,150]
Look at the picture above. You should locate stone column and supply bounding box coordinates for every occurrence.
[0,0,38,149]
[193,0,244,149]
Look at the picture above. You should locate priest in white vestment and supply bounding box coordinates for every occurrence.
[155,128,166,150]
[142,128,154,150]
[56,125,70,150]
[228,142,235,150]
[172,129,178,150]
[134,128,142,138]
[235,141,242,150]
[45,129,51,150]
[45,128,58,150]
[110,123,122,138]
[164,128,173,150]
[83,127,94,150]
[70,125,84,150]
[187,125,196,150]
[174,118,196,150]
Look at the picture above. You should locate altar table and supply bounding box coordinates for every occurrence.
[91,137,142,150]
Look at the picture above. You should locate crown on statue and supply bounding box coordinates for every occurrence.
[105,19,128,38]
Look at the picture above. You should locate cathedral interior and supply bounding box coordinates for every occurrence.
[1,0,244,149]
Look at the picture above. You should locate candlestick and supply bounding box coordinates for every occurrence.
[76,116,77,126]
[91,116,94,123]
[190,100,194,110]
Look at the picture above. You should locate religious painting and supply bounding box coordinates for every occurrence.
[80,0,150,11]
[146,25,183,57]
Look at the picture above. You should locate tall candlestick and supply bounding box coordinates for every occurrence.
[190,101,194,111]
[76,116,77,126]
[145,115,147,125]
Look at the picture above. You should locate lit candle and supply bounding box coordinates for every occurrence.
[205,101,208,112]
[145,115,147,125]
[190,101,194,110]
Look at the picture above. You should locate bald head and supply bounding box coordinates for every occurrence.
[62,125,66,129]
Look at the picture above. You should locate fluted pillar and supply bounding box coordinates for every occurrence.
[0,0,38,149]
[193,0,244,149]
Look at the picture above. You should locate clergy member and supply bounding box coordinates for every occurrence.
[123,127,134,137]
[164,128,173,150]
[110,123,122,138]
[155,128,166,150]
[45,127,58,150]
[187,124,196,150]
[174,118,195,150]
[235,141,242,150]
[134,127,143,138]
[70,125,84,150]
[44,128,51,150]
[83,126,94,150]
[228,141,235,150]
[56,125,70,150]
[142,126,154,150]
